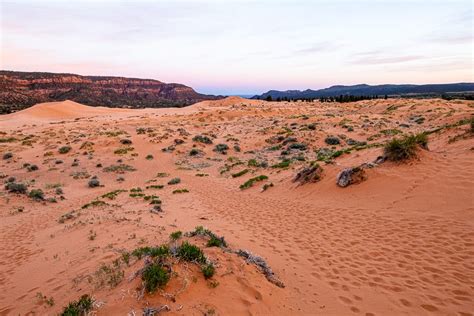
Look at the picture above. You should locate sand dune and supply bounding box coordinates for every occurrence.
[0,98,473,315]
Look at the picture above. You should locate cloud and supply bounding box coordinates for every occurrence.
[294,42,341,55]
[350,51,424,65]
[427,34,473,44]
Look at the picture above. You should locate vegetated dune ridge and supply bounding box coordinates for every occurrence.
[0,97,472,315]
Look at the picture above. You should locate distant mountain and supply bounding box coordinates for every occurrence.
[253,83,474,99]
[0,70,222,113]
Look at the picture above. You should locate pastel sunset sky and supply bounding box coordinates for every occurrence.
[1,0,472,95]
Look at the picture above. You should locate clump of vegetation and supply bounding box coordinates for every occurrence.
[58,146,72,154]
[120,138,132,145]
[247,159,268,168]
[145,154,154,160]
[168,177,181,185]
[26,164,39,172]
[146,184,164,190]
[262,182,274,192]
[214,143,229,154]
[240,175,269,189]
[170,231,183,240]
[271,159,291,169]
[60,294,93,316]
[2,152,13,160]
[28,189,45,201]
[88,177,100,188]
[177,241,206,263]
[201,263,215,279]
[101,189,126,200]
[189,148,201,156]
[231,169,249,178]
[132,245,170,259]
[114,147,134,155]
[193,135,213,144]
[195,173,209,177]
[324,136,340,145]
[103,164,136,173]
[142,263,170,293]
[156,172,169,178]
[81,200,108,209]
[172,188,189,194]
[5,182,27,194]
[287,142,307,151]
[383,133,428,161]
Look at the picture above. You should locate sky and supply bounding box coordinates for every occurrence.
[0,0,473,95]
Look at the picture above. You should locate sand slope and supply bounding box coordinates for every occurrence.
[0,98,473,315]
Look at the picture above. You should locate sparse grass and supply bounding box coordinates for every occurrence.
[114,147,134,155]
[231,169,249,178]
[271,159,291,169]
[81,200,108,209]
[195,173,209,177]
[170,231,183,240]
[0,137,16,143]
[95,262,124,288]
[384,133,428,161]
[240,175,268,189]
[103,164,136,173]
[101,189,126,200]
[156,172,169,178]
[146,184,164,190]
[5,182,27,194]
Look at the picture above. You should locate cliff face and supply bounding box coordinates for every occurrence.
[0,71,221,112]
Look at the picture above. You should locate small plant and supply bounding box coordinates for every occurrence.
[145,154,154,160]
[81,200,107,209]
[114,147,134,155]
[240,175,268,189]
[60,294,93,316]
[2,152,13,160]
[120,139,132,145]
[189,148,201,156]
[172,188,189,194]
[325,136,340,145]
[103,164,136,173]
[201,263,215,279]
[271,159,291,169]
[170,231,183,240]
[101,189,126,200]
[262,182,274,191]
[231,169,249,178]
[156,172,169,178]
[177,242,206,264]
[142,263,170,293]
[214,143,229,153]
[384,133,428,161]
[27,164,39,172]
[5,182,27,194]
[28,189,45,201]
[168,177,181,185]
[193,135,213,144]
[58,146,72,154]
[88,177,100,188]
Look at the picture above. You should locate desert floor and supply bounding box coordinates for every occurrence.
[0,97,473,315]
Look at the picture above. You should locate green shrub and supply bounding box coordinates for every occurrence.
[132,245,169,259]
[201,263,215,279]
[189,148,201,156]
[177,242,206,264]
[58,146,72,154]
[168,177,181,185]
[5,182,27,194]
[170,231,182,240]
[2,152,13,160]
[28,189,45,200]
[207,235,226,247]
[271,159,291,169]
[142,263,170,293]
[214,143,229,153]
[172,189,189,194]
[193,135,213,144]
[384,133,428,161]
[325,136,340,145]
[61,294,93,316]
[231,169,249,178]
[145,154,154,160]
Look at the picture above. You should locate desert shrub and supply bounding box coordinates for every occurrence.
[271,159,291,169]
[5,182,27,194]
[120,139,132,145]
[58,146,72,154]
[103,164,136,173]
[207,235,226,248]
[2,152,13,160]
[262,182,274,191]
[132,245,169,259]
[156,172,169,178]
[145,154,154,160]
[28,189,45,200]
[214,144,229,153]
[95,263,124,287]
[27,164,39,172]
[177,242,206,264]
[189,148,201,156]
[172,189,189,194]
[0,137,16,143]
[324,136,340,145]
[240,175,268,190]
[168,177,181,185]
[146,185,164,189]
[88,178,100,188]
[201,263,215,279]
[287,143,307,150]
[114,147,134,155]
[384,133,428,161]
[81,200,107,209]
[193,135,213,144]
[60,294,93,316]
[142,263,170,293]
[231,169,249,178]
[470,117,474,132]
[234,145,241,152]
[170,231,182,240]
[101,189,126,200]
